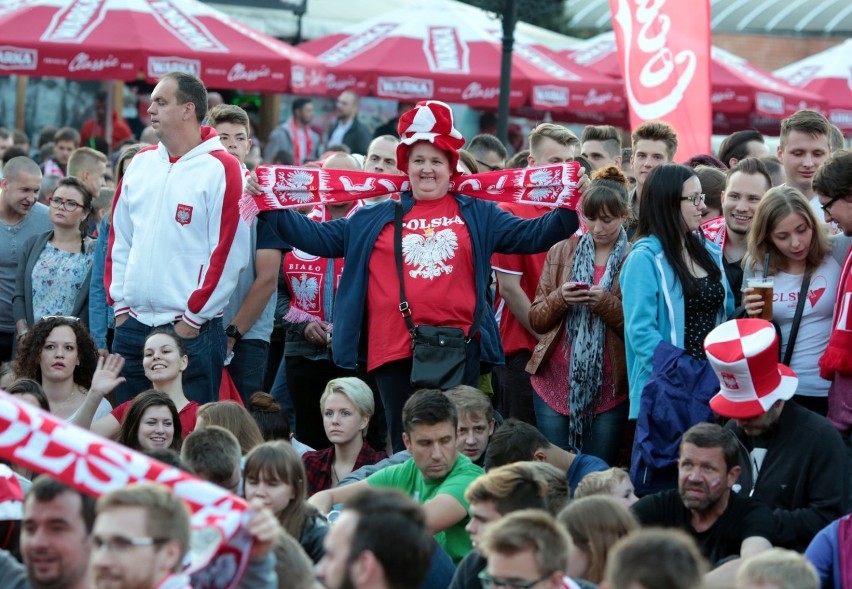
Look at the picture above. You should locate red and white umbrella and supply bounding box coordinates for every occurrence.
[774,40,852,133]
[565,32,824,120]
[0,0,326,94]
[298,0,623,114]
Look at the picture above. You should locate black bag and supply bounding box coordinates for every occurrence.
[394,203,480,389]
[409,324,468,389]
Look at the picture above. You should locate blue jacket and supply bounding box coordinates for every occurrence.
[89,215,113,350]
[620,235,734,418]
[261,192,578,370]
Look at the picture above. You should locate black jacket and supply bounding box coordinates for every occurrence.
[726,401,848,551]
[327,117,372,155]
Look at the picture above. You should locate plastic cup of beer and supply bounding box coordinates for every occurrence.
[747,277,774,321]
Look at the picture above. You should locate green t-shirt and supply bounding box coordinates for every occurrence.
[367,453,484,563]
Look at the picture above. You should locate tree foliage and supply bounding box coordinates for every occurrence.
[459,0,571,35]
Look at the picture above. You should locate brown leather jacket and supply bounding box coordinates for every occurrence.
[525,237,629,402]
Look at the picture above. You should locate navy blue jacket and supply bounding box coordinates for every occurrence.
[261,192,578,369]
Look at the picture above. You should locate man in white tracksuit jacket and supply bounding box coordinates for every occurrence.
[106,72,249,404]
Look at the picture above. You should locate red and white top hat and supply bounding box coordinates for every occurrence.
[396,100,466,177]
[705,319,798,419]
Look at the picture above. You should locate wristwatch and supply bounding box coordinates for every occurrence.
[225,324,243,341]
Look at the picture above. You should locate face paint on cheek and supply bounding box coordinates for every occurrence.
[709,477,722,490]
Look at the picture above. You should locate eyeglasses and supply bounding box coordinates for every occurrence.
[476,159,503,172]
[49,196,86,212]
[39,315,80,322]
[820,197,841,215]
[92,535,169,553]
[681,192,706,207]
[478,571,553,589]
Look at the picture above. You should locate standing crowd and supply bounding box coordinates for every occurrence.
[0,73,851,589]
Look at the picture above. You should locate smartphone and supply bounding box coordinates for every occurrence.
[571,281,590,290]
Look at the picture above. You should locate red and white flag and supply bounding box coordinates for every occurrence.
[0,392,253,589]
[609,0,712,160]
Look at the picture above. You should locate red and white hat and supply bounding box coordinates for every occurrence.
[0,464,23,521]
[396,100,466,177]
[705,319,798,419]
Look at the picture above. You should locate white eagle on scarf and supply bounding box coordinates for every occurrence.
[291,274,320,309]
[403,227,458,279]
[275,170,314,204]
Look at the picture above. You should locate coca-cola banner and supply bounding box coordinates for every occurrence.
[609,0,712,160]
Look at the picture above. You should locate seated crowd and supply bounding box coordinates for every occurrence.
[1,76,851,589]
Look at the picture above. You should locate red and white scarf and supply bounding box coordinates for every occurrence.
[240,162,581,222]
[700,216,727,246]
[0,392,253,589]
[820,247,852,378]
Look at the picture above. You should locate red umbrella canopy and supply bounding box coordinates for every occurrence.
[565,32,824,119]
[298,0,623,113]
[774,40,852,132]
[0,0,326,94]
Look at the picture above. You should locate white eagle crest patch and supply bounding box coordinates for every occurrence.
[291,274,320,309]
[275,170,314,204]
[402,227,458,280]
[527,168,559,202]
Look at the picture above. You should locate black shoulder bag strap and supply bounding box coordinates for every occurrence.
[394,201,416,334]
[393,201,483,342]
[782,273,811,366]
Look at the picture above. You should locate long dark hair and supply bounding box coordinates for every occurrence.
[634,164,720,297]
[118,390,182,452]
[14,317,99,389]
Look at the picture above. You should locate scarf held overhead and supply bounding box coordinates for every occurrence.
[240,162,581,221]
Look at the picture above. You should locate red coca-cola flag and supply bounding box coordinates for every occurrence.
[608,0,712,160]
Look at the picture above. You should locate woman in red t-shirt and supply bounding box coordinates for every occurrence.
[72,326,198,438]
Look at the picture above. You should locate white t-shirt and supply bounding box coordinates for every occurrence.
[66,398,113,423]
[770,256,841,397]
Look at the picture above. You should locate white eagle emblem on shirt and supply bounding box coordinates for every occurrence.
[402,227,458,280]
[527,168,559,202]
[275,170,314,204]
[291,274,319,308]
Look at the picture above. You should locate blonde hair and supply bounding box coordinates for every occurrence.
[529,123,578,158]
[320,377,375,419]
[96,484,190,572]
[735,548,818,589]
[196,401,264,455]
[575,467,631,499]
[746,185,830,276]
[556,496,638,583]
[479,509,570,576]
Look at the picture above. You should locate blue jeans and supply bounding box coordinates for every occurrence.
[228,338,269,405]
[269,356,296,430]
[112,316,226,405]
[533,394,629,465]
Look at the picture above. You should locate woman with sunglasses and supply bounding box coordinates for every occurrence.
[621,164,734,418]
[12,177,95,339]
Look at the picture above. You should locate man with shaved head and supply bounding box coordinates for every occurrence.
[0,156,50,361]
